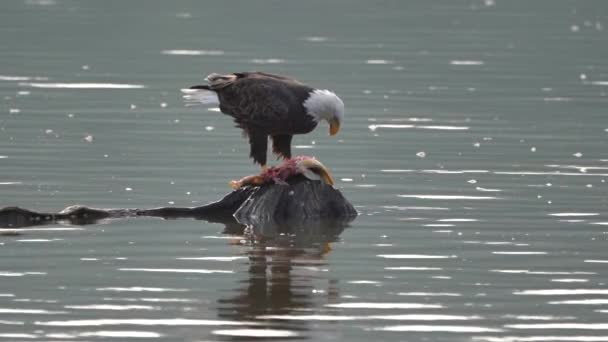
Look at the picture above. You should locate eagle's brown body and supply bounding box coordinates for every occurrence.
[184,71,344,169]
[188,72,319,166]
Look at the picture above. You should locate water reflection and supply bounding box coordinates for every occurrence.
[216,218,347,340]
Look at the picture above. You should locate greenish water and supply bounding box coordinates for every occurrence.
[1,0,608,341]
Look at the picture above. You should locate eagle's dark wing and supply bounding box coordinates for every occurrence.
[216,76,300,166]
[243,72,304,84]
[217,77,293,133]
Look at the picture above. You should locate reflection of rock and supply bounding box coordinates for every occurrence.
[216,237,343,336]
[0,176,356,230]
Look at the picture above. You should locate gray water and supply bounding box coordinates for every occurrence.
[1,0,608,341]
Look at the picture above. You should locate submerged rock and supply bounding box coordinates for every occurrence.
[0,176,357,231]
[234,175,355,225]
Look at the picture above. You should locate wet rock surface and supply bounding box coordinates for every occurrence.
[0,176,357,231]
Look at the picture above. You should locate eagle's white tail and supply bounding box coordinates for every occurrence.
[181,88,220,106]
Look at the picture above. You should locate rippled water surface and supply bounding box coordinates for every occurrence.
[2,0,608,341]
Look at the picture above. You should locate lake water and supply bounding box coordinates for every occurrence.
[1,0,608,341]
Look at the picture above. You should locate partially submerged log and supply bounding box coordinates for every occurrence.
[0,176,357,236]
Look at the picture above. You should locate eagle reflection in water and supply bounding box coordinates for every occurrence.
[216,217,347,337]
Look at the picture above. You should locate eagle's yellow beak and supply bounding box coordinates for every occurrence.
[329,118,341,136]
[298,158,335,186]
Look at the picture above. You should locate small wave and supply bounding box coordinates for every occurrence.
[0,333,38,339]
[494,171,608,177]
[369,124,414,131]
[476,187,503,192]
[326,302,442,309]
[213,329,298,338]
[20,82,145,89]
[368,124,469,131]
[398,194,498,200]
[383,206,449,210]
[514,289,608,295]
[373,325,501,332]
[491,270,594,275]
[162,49,224,56]
[36,318,258,327]
[17,239,61,242]
[438,218,478,222]
[8,227,83,231]
[384,267,442,271]
[0,75,48,81]
[506,323,608,329]
[420,170,489,174]
[25,0,56,5]
[257,314,479,321]
[0,271,46,277]
[65,304,158,311]
[301,36,329,42]
[549,299,608,305]
[502,314,577,321]
[416,125,470,130]
[0,320,23,325]
[348,280,381,284]
[450,60,485,66]
[176,256,246,261]
[543,97,572,102]
[119,268,233,274]
[95,287,189,292]
[473,336,608,341]
[250,58,286,64]
[0,308,66,314]
[102,297,196,303]
[397,292,461,297]
[378,254,456,259]
[549,213,599,217]
[551,278,588,283]
[79,331,162,338]
[366,59,394,65]
[492,251,547,255]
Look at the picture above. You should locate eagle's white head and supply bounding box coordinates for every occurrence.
[303,89,345,136]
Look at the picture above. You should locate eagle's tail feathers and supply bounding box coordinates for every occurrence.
[181,88,219,105]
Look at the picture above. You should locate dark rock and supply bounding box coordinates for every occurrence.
[0,207,55,229]
[235,175,357,225]
[0,176,357,233]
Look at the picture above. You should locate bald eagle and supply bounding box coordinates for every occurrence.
[182,72,344,169]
